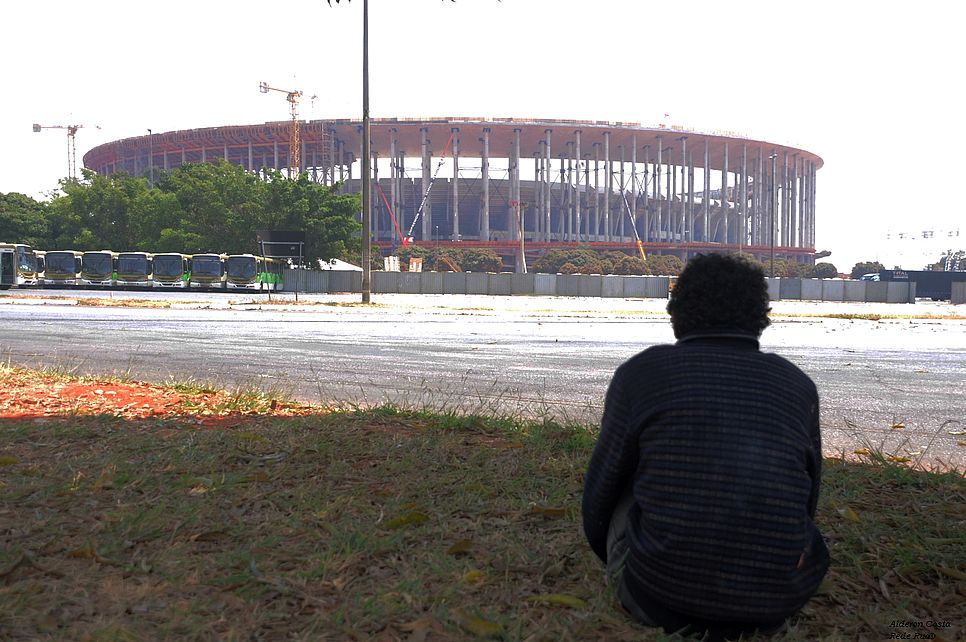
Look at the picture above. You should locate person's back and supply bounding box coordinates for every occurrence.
[582,253,829,640]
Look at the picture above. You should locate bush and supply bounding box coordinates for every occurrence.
[812,262,839,279]
[850,261,884,279]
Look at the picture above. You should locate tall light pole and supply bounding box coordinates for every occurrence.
[327,0,371,302]
[360,0,371,303]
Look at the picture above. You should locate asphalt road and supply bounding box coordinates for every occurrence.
[2,291,964,466]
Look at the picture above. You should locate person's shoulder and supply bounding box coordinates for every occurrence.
[617,343,675,374]
[760,351,819,391]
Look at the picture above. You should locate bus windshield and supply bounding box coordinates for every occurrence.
[227,256,256,279]
[83,253,112,275]
[45,252,78,275]
[154,255,185,277]
[17,247,36,273]
[118,255,148,275]
[192,256,223,277]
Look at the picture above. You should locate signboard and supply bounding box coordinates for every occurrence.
[256,230,305,259]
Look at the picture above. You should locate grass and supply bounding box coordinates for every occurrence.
[1,370,964,641]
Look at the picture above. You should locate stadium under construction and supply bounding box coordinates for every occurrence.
[83,117,823,268]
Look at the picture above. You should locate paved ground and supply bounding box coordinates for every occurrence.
[2,290,964,466]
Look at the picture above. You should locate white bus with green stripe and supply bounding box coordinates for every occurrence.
[226,254,284,291]
[153,253,191,288]
[81,250,118,287]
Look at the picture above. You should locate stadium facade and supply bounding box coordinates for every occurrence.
[83,117,822,265]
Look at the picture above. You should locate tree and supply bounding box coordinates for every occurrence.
[0,192,49,247]
[462,248,502,272]
[649,254,684,276]
[811,262,839,279]
[850,261,885,279]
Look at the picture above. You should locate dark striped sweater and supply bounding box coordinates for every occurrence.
[582,333,829,624]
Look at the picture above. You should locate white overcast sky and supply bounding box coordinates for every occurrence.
[1,0,962,270]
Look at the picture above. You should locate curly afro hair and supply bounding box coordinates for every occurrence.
[666,253,771,339]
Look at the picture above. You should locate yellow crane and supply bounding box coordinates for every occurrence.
[32,123,98,180]
[259,81,315,177]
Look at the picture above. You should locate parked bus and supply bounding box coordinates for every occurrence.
[189,253,227,289]
[115,252,153,288]
[0,243,39,287]
[43,250,83,287]
[35,250,45,283]
[153,253,191,288]
[81,250,118,287]
[226,254,284,291]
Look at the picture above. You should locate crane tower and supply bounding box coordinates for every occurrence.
[33,123,96,179]
[259,82,314,177]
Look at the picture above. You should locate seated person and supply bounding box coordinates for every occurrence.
[582,253,829,640]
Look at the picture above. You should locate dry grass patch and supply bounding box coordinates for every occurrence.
[1,369,963,640]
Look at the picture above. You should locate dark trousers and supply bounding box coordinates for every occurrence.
[605,488,786,640]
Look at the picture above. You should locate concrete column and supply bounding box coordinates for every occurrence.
[753,149,763,246]
[372,152,380,239]
[593,142,600,240]
[630,136,637,242]
[481,128,490,241]
[721,143,729,245]
[679,137,687,242]
[655,138,662,241]
[690,151,698,243]
[642,145,650,242]
[573,130,581,243]
[741,144,748,249]
[790,154,798,248]
[810,162,817,249]
[338,141,346,185]
[421,128,431,241]
[584,152,590,240]
[603,131,611,242]
[328,129,336,187]
[665,143,672,241]
[781,152,789,247]
[534,152,542,239]
[247,142,253,172]
[451,128,460,240]
[558,155,566,240]
[511,128,522,241]
[543,130,552,241]
[564,140,574,241]
[702,140,709,242]
[618,144,625,240]
[389,128,398,242]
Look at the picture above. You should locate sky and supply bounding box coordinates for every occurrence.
[2,0,963,271]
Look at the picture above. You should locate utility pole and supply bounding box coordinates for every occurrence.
[360,0,371,303]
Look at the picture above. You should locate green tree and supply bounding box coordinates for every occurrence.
[850,261,885,279]
[0,192,49,247]
[160,161,266,254]
[811,262,839,279]
[46,170,152,250]
[259,169,360,265]
[462,248,503,272]
[649,254,684,276]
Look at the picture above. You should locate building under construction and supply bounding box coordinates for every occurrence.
[83,117,822,266]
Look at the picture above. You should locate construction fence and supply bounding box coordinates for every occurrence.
[282,270,923,303]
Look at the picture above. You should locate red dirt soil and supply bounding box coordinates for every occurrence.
[0,369,313,425]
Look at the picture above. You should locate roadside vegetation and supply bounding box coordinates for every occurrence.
[1,366,963,640]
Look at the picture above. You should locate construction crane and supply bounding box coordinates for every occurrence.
[259,81,315,177]
[32,123,98,180]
